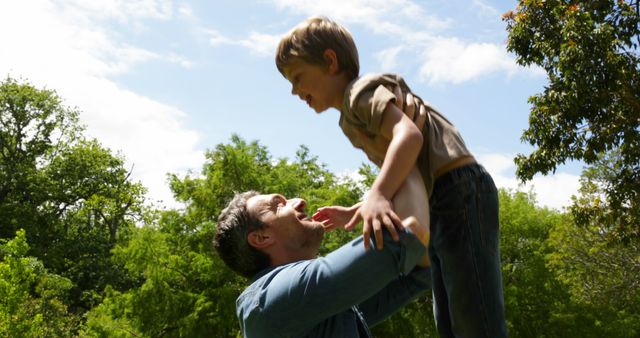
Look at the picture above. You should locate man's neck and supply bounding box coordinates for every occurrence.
[268,247,318,267]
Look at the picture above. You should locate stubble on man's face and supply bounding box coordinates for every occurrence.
[299,222,325,250]
[248,194,325,254]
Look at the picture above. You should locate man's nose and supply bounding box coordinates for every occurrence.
[289,198,306,211]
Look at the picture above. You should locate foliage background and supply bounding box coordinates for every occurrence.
[1,2,639,334]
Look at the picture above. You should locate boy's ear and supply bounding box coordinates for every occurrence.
[323,49,340,74]
[247,228,275,249]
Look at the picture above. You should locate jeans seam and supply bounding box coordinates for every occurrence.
[466,202,492,338]
[476,183,485,249]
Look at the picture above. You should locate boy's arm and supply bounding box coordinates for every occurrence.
[346,102,423,250]
[312,201,363,231]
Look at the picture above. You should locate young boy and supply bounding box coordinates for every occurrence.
[275,16,506,338]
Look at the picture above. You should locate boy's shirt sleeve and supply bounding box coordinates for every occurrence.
[343,73,403,136]
[350,83,397,135]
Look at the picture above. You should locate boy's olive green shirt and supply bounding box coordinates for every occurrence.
[340,73,472,197]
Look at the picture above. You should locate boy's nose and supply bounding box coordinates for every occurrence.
[291,85,304,99]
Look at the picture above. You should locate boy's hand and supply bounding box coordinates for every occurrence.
[346,191,402,250]
[312,205,359,231]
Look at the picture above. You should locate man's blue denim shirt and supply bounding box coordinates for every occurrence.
[236,230,431,337]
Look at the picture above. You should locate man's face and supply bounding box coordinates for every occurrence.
[283,57,340,113]
[246,194,325,255]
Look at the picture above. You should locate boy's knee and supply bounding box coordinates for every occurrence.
[402,216,429,245]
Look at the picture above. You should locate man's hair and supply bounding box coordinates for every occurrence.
[275,16,360,80]
[214,191,271,278]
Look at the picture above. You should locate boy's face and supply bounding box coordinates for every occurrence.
[282,57,343,113]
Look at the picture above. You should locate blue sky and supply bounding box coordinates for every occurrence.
[0,0,582,209]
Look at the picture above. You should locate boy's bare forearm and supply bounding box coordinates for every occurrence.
[350,201,364,211]
[371,106,423,200]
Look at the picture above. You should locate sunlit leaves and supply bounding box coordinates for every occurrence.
[505,0,640,235]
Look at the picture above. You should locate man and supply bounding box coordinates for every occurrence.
[214,191,430,337]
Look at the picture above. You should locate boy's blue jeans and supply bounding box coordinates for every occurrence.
[429,163,507,338]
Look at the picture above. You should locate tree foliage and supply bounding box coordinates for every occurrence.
[548,152,640,337]
[0,230,79,337]
[4,77,639,336]
[85,135,367,337]
[0,78,146,320]
[547,218,640,337]
[504,0,640,234]
[499,190,585,337]
[0,77,80,240]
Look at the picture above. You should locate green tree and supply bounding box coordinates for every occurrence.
[83,222,229,337]
[0,77,146,318]
[504,4,640,334]
[498,189,583,337]
[547,219,640,337]
[547,152,640,337]
[41,139,146,311]
[0,230,79,337]
[0,77,81,240]
[85,136,366,337]
[504,1,640,234]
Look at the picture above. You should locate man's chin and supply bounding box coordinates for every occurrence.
[309,225,325,243]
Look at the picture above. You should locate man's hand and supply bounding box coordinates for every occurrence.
[392,85,427,132]
[345,191,402,251]
[312,203,360,231]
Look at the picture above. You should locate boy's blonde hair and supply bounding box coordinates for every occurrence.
[276,16,360,80]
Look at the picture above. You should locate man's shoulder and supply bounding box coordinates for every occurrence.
[236,260,320,336]
[237,260,315,305]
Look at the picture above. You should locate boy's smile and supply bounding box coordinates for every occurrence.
[282,54,350,113]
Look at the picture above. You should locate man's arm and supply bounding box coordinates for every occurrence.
[355,213,431,326]
[245,228,426,336]
[358,265,431,327]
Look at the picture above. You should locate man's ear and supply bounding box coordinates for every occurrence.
[323,48,339,74]
[247,228,274,249]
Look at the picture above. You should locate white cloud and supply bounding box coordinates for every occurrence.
[0,0,203,207]
[271,0,451,32]
[265,0,541,85]
[204,29,281,57]
[238,32,282,57]
[177,3,194,19]
[375,46,404,71]
[476,153,581,210]
[199,0,527,86]
[471,0,500,17]
[63,0,174,22]
[418,37,520,85]
[203,28,232,45]
[166,53,194,69]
